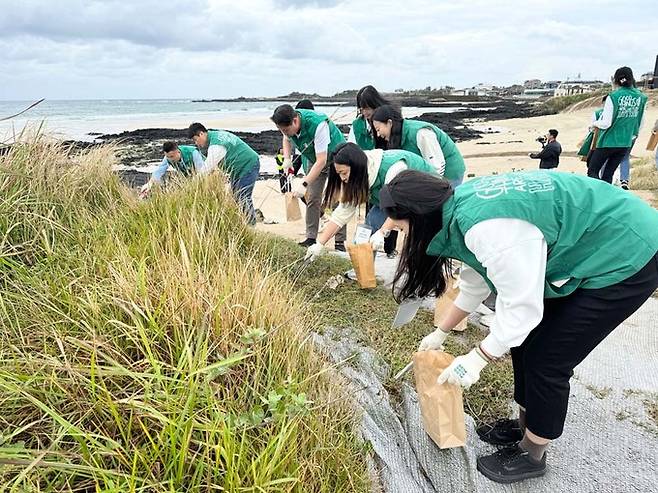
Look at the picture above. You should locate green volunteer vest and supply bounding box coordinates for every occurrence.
[596,87,648,148]
[351,117,375,150]
[427,171,658,298]
[577,108,603,156]
[289,109,346,173]
[400,119,465,181]
[170,145,198,177]
[369,150,436,206]
[205,130,259,180]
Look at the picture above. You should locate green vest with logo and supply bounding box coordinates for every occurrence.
[577,108,603,156]
[427,171,658,298]
[351,117,375,150]
[205,130,259,181]
[369,150,436,206]
[289,109,346,173]
[596,87,648,148]
[170,145,198,177]
[400,119,465,181]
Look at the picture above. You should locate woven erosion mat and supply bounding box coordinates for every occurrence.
[313,298,658,493]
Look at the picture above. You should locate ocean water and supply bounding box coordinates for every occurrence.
[0,98,328,141]
[0,98,460,142]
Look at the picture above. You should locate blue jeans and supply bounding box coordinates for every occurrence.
[231,160,260,225]
[618,140,635,182]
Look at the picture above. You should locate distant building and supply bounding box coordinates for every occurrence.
[451,83,494,97]
[554,80,604,97]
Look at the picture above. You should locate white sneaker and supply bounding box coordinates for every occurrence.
[345,269,357,280]
[480,313,495,327]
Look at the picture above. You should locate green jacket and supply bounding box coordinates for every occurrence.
[204,130,259,181]
[597,87,648,148]
[400,119,465,181]
[288,109,346,173]
[369,150,436,206]
[351,116,375,150]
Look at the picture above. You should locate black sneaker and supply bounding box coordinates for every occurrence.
[477,444,546,484]
[620,180,629,190]
[476,418,523,446]
[334,241,346,252]
[298,238,316,247]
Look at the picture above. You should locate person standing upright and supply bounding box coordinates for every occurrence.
[529,129,561,169]
[588,67,647,184]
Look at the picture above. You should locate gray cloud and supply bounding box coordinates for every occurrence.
[0,0,656,100]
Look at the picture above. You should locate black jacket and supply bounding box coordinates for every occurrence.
[530,140,561,169]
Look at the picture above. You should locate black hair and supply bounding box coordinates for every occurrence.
[548,129,558,138]
[371,104,404,149]
[613,66,636,88]
[323,142,369,209]
[271,104,297,126]
[380,170,454,302]
[162,141,178,153]
[296,99,314,110]
[187,122,207,139]
[356,85,391,111]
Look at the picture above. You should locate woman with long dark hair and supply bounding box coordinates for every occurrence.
[348,86,400,255]
[348,85,391,150]
[379,169,658,484]
[303,143,436,261]
[588,66,648,184]
[371,105,465,188]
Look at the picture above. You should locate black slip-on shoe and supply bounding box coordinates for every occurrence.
[334,242,346,252]
[476,418,523,446]
[298,238,316,247]
[477,444,546,484]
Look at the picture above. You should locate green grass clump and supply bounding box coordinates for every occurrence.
[0,139,369,492]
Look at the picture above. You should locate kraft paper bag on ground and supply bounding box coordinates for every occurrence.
[647,132,658,151]
[284,192,302,222]
[346,243,376,289]
[413,350,466,449]
[434,277,467,331]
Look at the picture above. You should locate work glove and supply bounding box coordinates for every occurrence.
[305,242,325,262]
[437,347,489,389]
[292,179,308,199]
[369,229,388,251]
[418,326,449,351]
[138,183,151,200]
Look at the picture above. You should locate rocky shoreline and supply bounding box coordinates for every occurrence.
[66,98,552,188]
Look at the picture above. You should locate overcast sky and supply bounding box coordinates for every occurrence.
[1,0,656,100]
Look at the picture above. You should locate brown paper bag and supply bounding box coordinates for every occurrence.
[434,277,467,331]
[647,132,658,152]
[284,192,302,222]
[413,350,466,449]
[346,243,376,289]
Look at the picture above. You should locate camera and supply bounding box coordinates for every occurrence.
[536,136,547,144]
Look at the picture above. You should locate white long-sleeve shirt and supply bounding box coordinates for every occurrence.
[453,218,547,358]
[199,144,227,175]
[328,149,407,227]
[416,128,446,177]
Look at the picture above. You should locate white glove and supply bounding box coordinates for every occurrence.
[292,179,307,199]
[418,326,449,351]
[369,229,388,251]
[437,348,489,389]
[283,158,292,169]
[305,242,325,262]
[139,183,151,199]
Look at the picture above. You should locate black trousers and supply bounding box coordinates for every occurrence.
[587,147,629,183]
[510,253,658,439]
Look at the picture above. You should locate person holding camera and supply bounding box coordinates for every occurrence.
[529,129,561,169]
